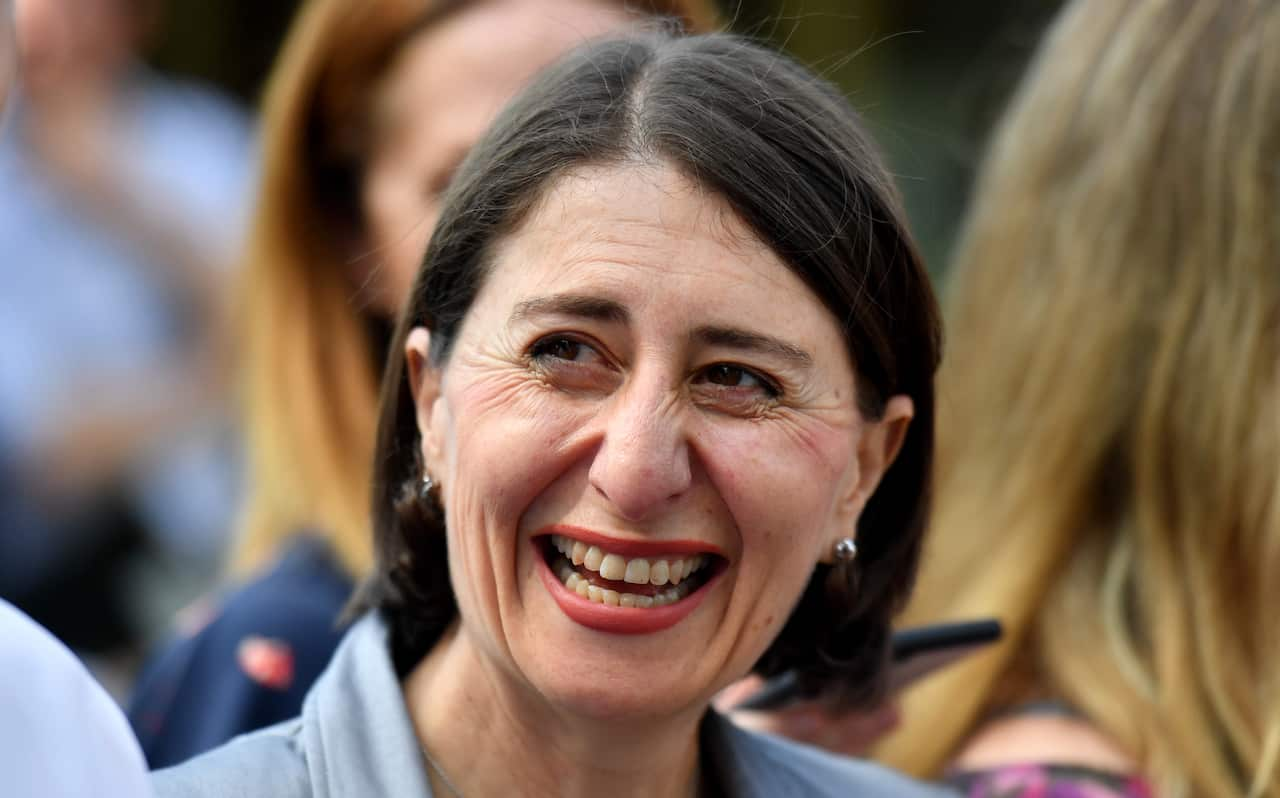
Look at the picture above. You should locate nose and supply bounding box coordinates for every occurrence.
[588,375,693,522]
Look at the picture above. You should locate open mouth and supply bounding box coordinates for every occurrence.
[539,533,722,609]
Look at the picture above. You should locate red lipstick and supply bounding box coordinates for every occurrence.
[534,538,724,635]
[536,524,726,559]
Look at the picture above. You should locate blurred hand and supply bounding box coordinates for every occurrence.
[716,674,902,757]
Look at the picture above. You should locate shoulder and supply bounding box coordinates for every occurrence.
[749,730,954,797]
[154,614,432,798]
[129,538,353,766]
[212,537,354,629]
[147,536,352,674]
[0,601,152,798]
[707,712,955,798]
[151,720,310,798]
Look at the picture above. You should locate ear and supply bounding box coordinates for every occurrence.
[405,327,447,478]
[822,395,914,562]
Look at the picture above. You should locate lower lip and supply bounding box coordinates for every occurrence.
[535,544,721,635]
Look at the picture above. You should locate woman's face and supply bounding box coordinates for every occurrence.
[357,0,632,317]
[408,163,912,721]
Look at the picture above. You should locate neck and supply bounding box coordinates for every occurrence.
[404,622,706,798]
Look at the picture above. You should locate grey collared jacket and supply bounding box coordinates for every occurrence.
[153,613,955,798]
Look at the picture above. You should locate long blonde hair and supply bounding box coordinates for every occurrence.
[233,0,719,578]
[877,1,1280,796]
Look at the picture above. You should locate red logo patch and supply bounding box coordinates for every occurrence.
[237,636,295,690]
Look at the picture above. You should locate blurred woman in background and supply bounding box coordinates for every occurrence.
[877,1,1280,796]
[128,0,716,768]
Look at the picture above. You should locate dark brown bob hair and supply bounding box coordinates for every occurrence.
[354,29,942,708]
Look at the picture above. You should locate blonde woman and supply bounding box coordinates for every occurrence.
[127,0,716,768]
[875,1,1280,796]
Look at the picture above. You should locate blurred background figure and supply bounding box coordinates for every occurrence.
[0,0,14,125]
[0,0,252,681]
[877,1,1280,796]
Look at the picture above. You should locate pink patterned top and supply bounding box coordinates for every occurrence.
[945,764,1154,798]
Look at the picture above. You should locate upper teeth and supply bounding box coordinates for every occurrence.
[549,534,710,585]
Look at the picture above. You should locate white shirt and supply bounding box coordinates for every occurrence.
[0,599,152,798]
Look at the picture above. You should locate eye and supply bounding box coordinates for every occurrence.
[529,335,602,365]
[694,364,780,398]
[527,334,617,395]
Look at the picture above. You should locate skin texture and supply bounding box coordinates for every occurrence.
[952,715,1136,774]
[357,0,631,316]
[402,162,912,797]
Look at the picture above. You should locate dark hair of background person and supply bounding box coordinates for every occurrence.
[353,29,943,709]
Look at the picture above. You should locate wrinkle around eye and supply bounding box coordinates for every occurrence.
[736,403,862,478]
[452,358,583,427]
[526,334,620,394]
[689,388,778,423]
[529,335,607,366]
[695,363,777,395]
[687,363,784,419]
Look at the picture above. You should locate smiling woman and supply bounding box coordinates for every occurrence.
[402,161,886,690]
[154,29,946,798]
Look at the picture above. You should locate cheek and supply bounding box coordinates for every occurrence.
[443,369,588,528]
[436,371,588,634]
[705,415,853,535]
[697,415,854,590]
[698,419,853,663]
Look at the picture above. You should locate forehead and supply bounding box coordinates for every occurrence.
[480,161,843,345]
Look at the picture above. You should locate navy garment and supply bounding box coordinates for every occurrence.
[128,536,354,769]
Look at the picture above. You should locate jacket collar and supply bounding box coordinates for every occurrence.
[298,612,890,798]
[300,613,433,797]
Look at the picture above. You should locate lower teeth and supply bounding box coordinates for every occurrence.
[553,556,694,608]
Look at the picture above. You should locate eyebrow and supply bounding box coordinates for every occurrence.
[509,294,813,368]
[693,325,814,368]
[510,294,630,326]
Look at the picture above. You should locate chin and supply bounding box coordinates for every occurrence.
[530,658,710,723]
[506,603,720,724]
